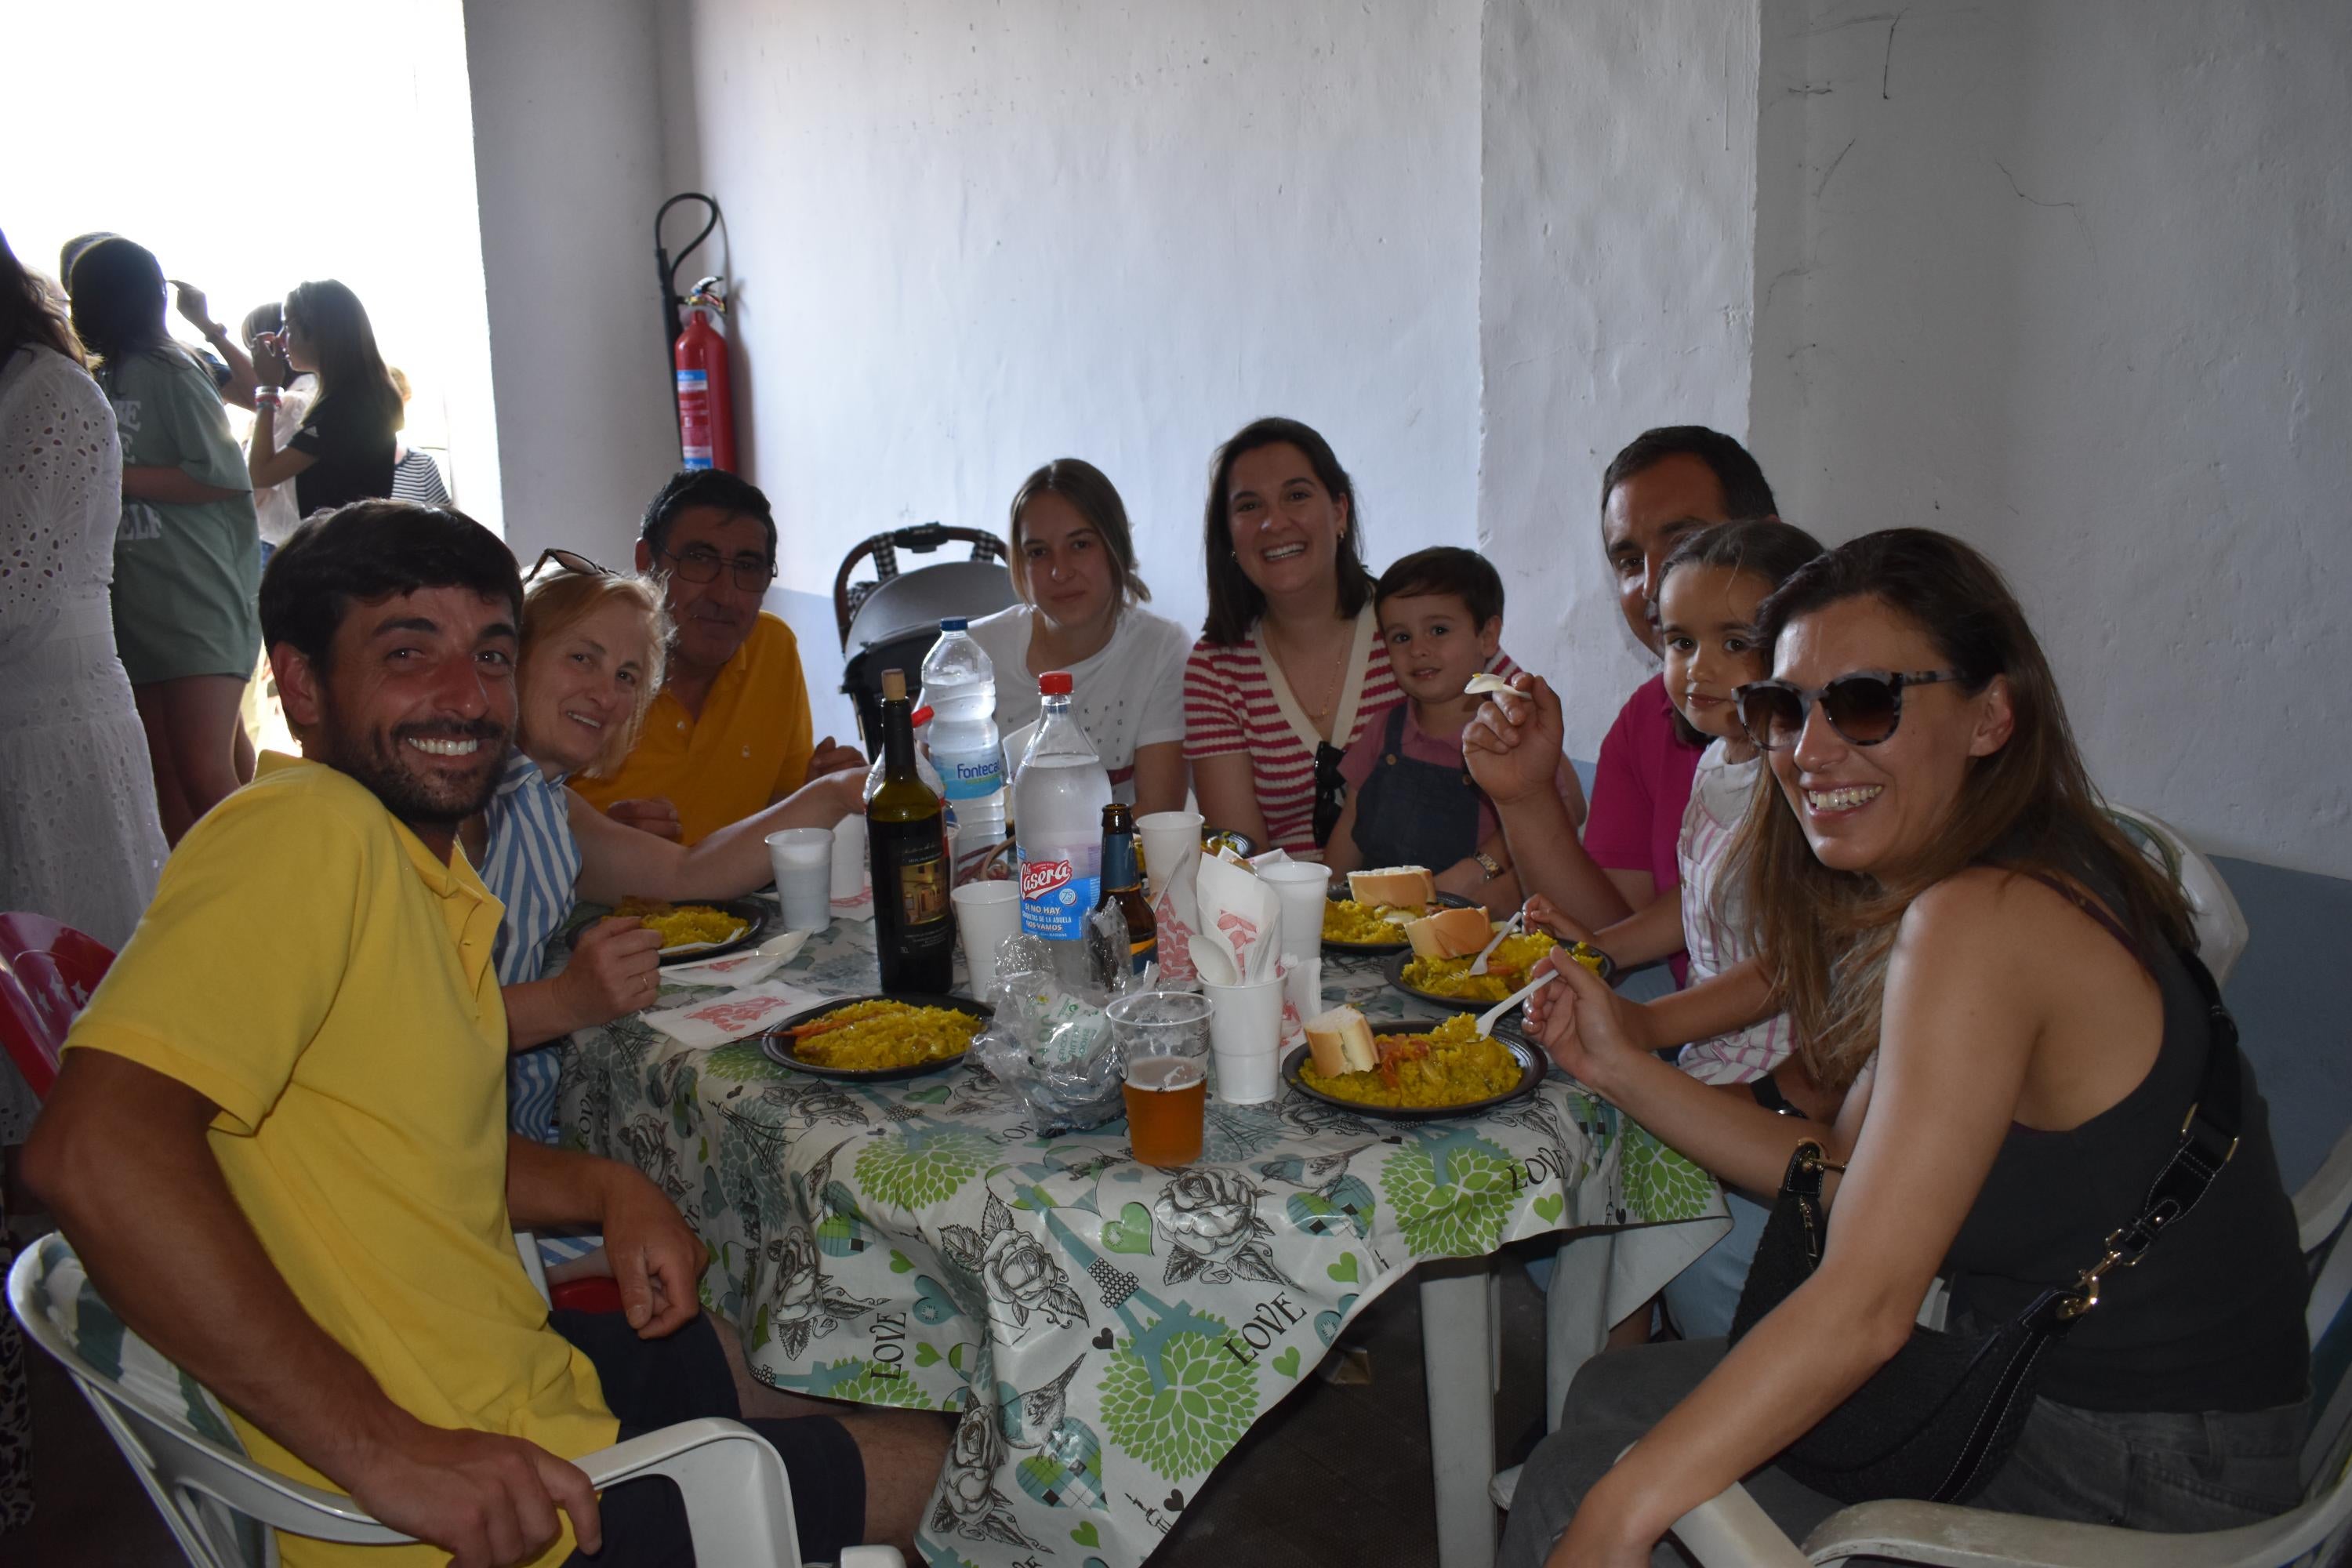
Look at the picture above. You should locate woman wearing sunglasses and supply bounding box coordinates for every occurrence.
[1502,530,2307,1566]
[465,553,867,1147]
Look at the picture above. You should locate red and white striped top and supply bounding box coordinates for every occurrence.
[1183,606,1521,857]
[1674,739,1794,1084]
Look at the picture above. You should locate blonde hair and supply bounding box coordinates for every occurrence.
[519,571,671,778]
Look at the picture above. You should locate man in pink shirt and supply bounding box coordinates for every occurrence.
[1465,427,1778,981]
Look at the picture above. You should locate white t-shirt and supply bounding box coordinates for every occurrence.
[1673,738,1793,1084]
[966,602,1192,803]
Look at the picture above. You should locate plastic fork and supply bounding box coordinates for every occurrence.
[1475,969,1555,1037]
[1468,908,1524,975]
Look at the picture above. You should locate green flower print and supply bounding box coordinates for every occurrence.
[702,1038,792,1083]
[819,1358,938,1409]
[1621,1120,1715,1221]
[855,1127,997,1210]
[1381,1137,1519,1258]
[1096,1314,1259,1481]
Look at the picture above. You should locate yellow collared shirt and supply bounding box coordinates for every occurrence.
[571,611,816,844]
[64,753,615,1567]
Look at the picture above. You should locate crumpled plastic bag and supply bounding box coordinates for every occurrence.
[969,909,1152,1134]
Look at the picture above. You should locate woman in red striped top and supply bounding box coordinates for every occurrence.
[1181,419,1401,856]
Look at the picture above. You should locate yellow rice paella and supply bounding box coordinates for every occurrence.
[783,999,980,1071]
[615,898,751,950]
[1297,1014,1522,1109]
[1322,896,1427,944]
[1399,931,1573,1002]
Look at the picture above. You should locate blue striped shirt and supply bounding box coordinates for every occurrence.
[479,746,583,1140]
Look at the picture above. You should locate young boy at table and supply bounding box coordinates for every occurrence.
[24,501,945,1567]
[1324,547,1582,913]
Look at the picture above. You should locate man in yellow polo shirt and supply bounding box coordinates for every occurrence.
[26,502,938,1566]
[570,470,864,844]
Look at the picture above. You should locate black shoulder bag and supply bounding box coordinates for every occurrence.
[1726,948,2242,1505]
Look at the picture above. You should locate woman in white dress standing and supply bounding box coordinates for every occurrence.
[0,230,169,1534]
[966,458,1192,815]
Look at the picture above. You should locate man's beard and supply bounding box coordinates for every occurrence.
[315,699,507,829]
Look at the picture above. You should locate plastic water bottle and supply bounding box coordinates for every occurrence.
[863,706,945,804]
[1013,671,1113,989]
[920,619,1007,851]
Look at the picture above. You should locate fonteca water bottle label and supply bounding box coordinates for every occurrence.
[937,750,1004,800]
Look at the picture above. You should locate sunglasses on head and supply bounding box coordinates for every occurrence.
[1312,742,1347,848]
[526,547,612,582]
[1735,669,1965,751]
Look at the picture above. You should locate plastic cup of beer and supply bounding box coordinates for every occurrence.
[1108,990,1213,1167]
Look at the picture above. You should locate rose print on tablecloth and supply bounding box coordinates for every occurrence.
[941,1193,1090,1334]
[930,1403,1044,1551]
[1150,1169,1286,1287]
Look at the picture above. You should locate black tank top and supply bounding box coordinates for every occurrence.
[1942,843,2308,1412]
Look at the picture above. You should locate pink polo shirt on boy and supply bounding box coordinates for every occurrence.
[1583,673,1708,984]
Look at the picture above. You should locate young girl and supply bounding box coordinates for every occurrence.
[245,278,401,518]
[1531,517,1824,1335]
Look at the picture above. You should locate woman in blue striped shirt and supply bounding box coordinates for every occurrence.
[463,557,867,1143]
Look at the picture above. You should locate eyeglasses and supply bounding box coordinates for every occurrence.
[660,545,776,593]
[1735,669,1966,751]
[1312,742,1347,848]
[526,546,612,581]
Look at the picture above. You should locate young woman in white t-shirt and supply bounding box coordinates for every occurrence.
[966,458,1192,813]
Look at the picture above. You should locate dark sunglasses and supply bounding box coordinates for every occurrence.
[1312,742,1347,848]
[1736,669,1965,751]
[526,546,612,581]
[660,544,777,593]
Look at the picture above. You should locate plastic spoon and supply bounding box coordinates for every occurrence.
[1475,968,1555,1038]
[1468,909,1525,975]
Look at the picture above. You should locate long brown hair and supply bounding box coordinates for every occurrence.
[1200,417,1374,644]
[1733,528,2188,1087]
[285,278,403,435]
[0,230,82,365]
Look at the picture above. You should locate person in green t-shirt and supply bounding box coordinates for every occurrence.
[69,236,261,844]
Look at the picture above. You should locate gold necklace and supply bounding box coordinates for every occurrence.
[1266,620,1348,722]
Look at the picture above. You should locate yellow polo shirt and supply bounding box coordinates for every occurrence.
[64,754,615,1568]
[570,612,816,844]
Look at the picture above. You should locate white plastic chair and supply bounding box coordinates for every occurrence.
[1660,1122,2352,1567]
[2107,806,2252,985]
[9,1234,903,1568]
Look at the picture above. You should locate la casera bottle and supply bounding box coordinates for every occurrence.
[868,669,954,993]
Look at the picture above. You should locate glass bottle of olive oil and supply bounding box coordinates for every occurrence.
[868,669,953,993]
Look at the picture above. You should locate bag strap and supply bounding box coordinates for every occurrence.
[2056,946,2242,1320]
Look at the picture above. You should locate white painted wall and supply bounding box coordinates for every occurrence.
[1748,0,2352,877]
[653,0,1486,652]
[1477,2,1763,754]
[463,0,682,567]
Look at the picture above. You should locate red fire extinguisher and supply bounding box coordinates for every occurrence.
[673,278,736,474]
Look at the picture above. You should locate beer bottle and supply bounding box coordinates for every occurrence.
[868,669,954,993]
[1095,802,1157,976]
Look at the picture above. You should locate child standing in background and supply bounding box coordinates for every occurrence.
[1327,547,1584,913]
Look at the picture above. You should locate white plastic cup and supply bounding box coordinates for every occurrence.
[1136,809,1203,902]
[1200,974,1284,1105]
[768,827,834,931]
[829,812,868,900]
[951,880,1022,999]
[1258,861,1333,961]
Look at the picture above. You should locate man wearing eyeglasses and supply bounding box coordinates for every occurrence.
[572,470,866,844]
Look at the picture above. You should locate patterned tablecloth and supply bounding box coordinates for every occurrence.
[557,910,1724,1568]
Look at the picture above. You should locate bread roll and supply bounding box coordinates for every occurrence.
[1305,1005,1377,1076]
[1405,905,1494,960]
[1347,866,1436,909]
